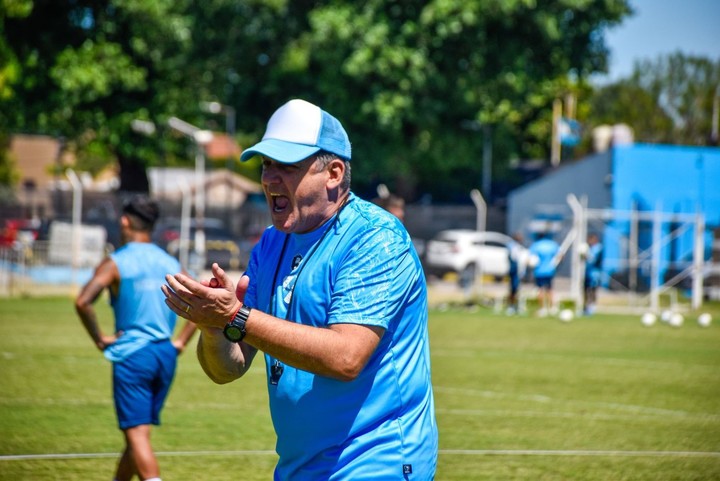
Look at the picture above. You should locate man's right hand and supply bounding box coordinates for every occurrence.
[162,263,241,330]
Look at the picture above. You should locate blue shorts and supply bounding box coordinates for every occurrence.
[112,340,177,430]
[509,273,520,294]
[585,270,601,289]
[535,275,554,289]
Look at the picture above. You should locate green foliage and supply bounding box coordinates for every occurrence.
[589,53,720,146]
[1,0,633,200]
[1,297,719,480]
[51,40,147,105]
[0,132,20,186]
[0,0,32,101]
[282,0,632,198]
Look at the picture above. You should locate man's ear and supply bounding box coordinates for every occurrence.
[326,158,345,189]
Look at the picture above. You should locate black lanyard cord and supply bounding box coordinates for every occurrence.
[266,195,353,384]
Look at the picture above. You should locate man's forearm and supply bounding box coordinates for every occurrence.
[75,306,104,349]
[196,328,255,384]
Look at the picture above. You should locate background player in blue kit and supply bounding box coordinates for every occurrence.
[582,233,604,315]
[162,99,438,480]
[529,230,561,317]
[75,195,197,481]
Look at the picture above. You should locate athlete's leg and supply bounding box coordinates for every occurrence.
[123,424,160,480]
[114,445,136,481]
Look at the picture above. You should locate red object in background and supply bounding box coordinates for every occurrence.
[0,219,40,247]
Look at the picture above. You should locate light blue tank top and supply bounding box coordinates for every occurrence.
[104,242,181,362]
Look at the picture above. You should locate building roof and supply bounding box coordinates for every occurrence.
[148,167,261,207]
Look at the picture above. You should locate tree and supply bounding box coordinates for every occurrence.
[268,0,632,200]
[1,0,325,191]
[2,0,201,191]
[589,53,720,146]
[2,0,633,201]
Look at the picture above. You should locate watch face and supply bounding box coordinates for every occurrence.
[224,325,242,342]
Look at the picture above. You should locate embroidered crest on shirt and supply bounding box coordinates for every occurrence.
[281,255,303,305]
[291,254,303,270]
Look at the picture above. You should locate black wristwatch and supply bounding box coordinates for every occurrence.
[223,305,251,343]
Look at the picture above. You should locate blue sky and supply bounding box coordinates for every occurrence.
[598,0,720,82]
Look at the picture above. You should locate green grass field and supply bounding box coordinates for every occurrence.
[1,296,719,480]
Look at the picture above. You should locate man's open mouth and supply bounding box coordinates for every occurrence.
[271,194,290,213]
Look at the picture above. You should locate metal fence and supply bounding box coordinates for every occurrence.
[0,241,98,297]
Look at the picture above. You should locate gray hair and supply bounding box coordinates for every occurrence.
[313,152,351,191]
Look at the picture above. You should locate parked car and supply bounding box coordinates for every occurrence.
[152,218,247,270]
[424,229,530,280]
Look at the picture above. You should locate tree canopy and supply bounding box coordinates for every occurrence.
[1,0,633,201]
[589,52,720,147]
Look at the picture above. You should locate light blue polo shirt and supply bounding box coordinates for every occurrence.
[244,193,438,480]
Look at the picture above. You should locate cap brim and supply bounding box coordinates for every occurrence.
[240,138,320,164]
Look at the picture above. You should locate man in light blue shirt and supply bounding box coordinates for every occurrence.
[529,231,561,316]
[163,99,438,480]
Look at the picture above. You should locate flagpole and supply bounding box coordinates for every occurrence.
[551,98,562,167]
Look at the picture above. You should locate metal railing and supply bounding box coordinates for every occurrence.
[0,241,97,297]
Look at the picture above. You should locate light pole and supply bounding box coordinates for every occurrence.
[66,168,82,288]
[461,120,493,201]
[470,189,486,233]
[200,101,236,138]
[168,117,213,273]
[201,101,238,223]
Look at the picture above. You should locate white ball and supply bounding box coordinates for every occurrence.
[698,313,712,327]
[559,309,574,322]
[641,312,657,327]
[669,313,684,327]
[661,310,673,322]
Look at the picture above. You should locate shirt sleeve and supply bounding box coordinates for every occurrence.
[327,226,417,330]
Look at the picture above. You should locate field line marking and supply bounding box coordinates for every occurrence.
[0,450,277,461]
[3,449,720,461]
[441,449,720,458]
[433,386,720,420]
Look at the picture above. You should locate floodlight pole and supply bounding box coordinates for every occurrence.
[178,180,192,270]
[482,124,492,200]
[201,101,236,137]
[168,117,213,272]
[461,120,493,201]
[470,189,486,233]
[201,101,237,221]
[66,168,82,288]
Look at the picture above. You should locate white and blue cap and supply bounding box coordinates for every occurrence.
[240,99,351,164]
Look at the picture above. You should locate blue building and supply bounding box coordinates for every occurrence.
[507,144,720,292]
